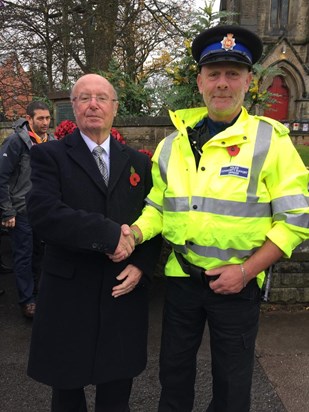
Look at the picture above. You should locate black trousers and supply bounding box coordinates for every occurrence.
[51,378,132,412]
[10,214,34,305]
[158,276,261,412]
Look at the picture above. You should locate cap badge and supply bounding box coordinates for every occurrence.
[221,33,236,51]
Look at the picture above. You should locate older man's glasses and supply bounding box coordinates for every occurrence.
[73,94,118,105]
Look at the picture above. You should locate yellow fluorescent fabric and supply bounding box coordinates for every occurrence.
[134,107,309,286]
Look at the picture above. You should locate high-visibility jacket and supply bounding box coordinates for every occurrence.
[134,106,309,287]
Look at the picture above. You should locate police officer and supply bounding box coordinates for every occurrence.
[115,25,309,411]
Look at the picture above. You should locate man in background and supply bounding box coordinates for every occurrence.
[0,101,54,318]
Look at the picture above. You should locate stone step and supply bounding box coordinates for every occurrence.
[266,286,309,304]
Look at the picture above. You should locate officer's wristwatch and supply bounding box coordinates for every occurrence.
[131,228,140,245]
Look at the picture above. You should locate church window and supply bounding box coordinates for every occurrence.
[270,0,289,34]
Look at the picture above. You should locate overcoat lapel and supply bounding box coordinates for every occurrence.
[64,130,130,195]
[108,137,130,193]
[65,130,107,194]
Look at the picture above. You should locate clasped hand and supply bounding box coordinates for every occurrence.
[108,224,134,262]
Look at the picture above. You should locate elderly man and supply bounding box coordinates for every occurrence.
[27,74,161,412]
[124,26,309,411]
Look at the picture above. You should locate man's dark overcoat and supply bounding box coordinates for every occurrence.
[27,129,161,389]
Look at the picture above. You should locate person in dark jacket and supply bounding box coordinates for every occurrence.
[26,73,162,412]
[0,101,54,318]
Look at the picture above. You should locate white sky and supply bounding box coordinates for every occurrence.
[194,0,220,12]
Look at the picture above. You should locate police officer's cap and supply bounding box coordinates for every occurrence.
[191,25,263,68]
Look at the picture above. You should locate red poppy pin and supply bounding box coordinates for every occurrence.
[130,166,141,187]
[227,145,240,156]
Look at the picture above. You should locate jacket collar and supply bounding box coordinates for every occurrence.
[170,106,250,132]
[64,129,129,195]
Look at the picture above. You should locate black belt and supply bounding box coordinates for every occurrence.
[174,251,219,286]
[175,251,207,285]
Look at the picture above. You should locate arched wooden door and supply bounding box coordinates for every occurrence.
[263,75,289,120]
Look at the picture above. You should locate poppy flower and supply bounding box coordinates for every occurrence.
[130,167,141,186]
[54,120,77,140]
[111,127,126,144]
[227,145,240,156]
[138,148,153,159]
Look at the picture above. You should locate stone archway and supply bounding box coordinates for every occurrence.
[261,61,304,120]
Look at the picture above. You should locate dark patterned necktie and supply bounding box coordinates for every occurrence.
[92,146,109,185]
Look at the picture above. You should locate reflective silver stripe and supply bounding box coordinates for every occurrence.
[164,197,189,212]
[191,196,271,217]
[274,212,309,229]
[188,243,259,260]
[145,197,163,213]
[272,194,309,214]
[247,121,273,201]
[166,237,258,260]
[164,196,271,217]
[158,131,178,184]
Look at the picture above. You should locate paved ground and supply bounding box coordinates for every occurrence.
[1,235,309,412]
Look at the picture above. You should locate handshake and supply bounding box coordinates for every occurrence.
[108,224,142,262]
